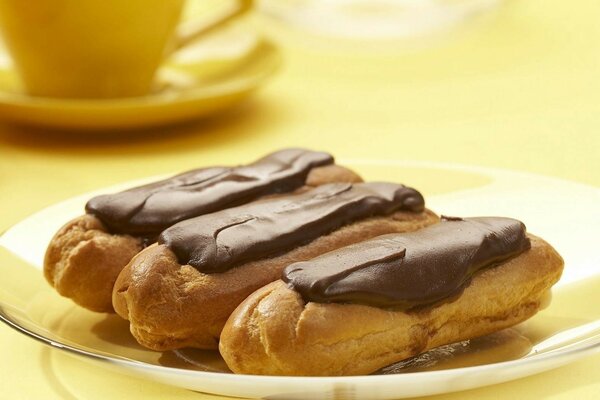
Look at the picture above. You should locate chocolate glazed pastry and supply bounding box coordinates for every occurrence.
[219,217,564,376]
[44,149,362,312]
[112,182,439,351]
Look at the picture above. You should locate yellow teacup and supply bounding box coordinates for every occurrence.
[0,0,251,99]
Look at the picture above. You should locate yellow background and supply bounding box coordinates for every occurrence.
[0,0,599,398]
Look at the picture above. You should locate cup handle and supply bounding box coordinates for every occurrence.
[171,0,253,54]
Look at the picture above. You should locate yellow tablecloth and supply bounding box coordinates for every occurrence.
[1,0,598,398]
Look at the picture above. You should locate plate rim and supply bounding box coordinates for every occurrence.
[1,296,600,384]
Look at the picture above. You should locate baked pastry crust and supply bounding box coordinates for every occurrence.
[113,209,439,350]
[219,235,563,376]
[43,214,142,312]
[44,164,362,313]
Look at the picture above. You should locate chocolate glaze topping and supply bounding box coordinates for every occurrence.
[85,149,333,235]
[283,216,531,309]
[159,182,425,273]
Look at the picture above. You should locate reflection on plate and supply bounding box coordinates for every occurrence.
[1,160,600,400]
[0,26,280,131]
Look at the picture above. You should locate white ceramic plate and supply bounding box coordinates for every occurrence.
[1,160,599,400]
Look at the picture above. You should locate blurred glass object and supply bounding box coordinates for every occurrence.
[257,0,501,39]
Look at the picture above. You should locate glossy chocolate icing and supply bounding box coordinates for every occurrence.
[159,182,425,273]
[85,148,333,235]
[283,216,531,309]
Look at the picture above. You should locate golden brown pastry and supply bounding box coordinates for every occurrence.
[219,217,564,376]
[44,214,143,313]
[113,182,439,350]
[44,149,362,312]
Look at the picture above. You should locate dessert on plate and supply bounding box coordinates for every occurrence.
[219,216,564,376]
[113,181,438,350]
[40,148,564,377]
[44,148,361,312]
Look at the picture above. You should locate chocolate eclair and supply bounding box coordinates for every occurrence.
[219,217,564,376]
[112,182,439,350]
[44,149,362,312]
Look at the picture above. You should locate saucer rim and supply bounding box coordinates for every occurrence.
[0,39,281,110]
